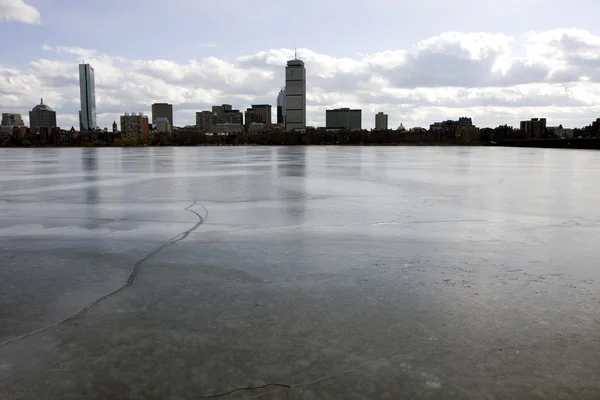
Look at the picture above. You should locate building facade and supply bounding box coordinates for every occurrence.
[196,111,216,133]
[244,109,261,131]
[154,117,172,133]
[29,98,57,130]
[520,118,547,139]
[285,59,306,131]
[277,88,286,124]
[248,122,266,133]
[1,113,24,127]
[245,104,272,130]
[215,123,244,134]
[196,105,243,133]
[79,63,97,132]
[430,117,477,142]
[213,104,243,125]
[326,108,362,130]
[375,112,388,131]
[250,104,272,124]
[151,103,173,127]
[120,113,149,140]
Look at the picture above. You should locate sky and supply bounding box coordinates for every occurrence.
[1,0,600,130]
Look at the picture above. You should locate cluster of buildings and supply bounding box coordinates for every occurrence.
[3,54,600,146]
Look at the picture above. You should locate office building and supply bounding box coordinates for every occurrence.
[120,113,149,140]
[152,103,173,127]
[212,104,243,125]
[196,105,243,133]
[250,104,272,124]
[277,88,286,124]
[1,113,24,127]
[245,104,272,129]
[29,98,57,130]
[79,63,97,132]
[245,108,261,130]
[375,112,388,131]
[285,56,306,131]
[196,110,216,133]
[326,108,362,130]
[520,118,547,139]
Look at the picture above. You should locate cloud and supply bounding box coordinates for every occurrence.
[2,29,600,129]
[198,41,217,48]
[0,0,40,23]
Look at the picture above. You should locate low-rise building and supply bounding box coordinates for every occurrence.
[215,123,243,134]
[548,126,574,138]
[248,122,266,133]
[154,117,172,133]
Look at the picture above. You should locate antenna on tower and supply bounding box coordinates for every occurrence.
[295,46,297,60]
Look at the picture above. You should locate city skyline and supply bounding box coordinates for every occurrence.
[2,2,600,130]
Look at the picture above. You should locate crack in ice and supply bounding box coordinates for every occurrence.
[0,201,208,347]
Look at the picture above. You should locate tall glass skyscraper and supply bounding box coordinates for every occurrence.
[276,88,286,125]
[79,64,97,131]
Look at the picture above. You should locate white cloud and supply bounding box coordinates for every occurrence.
[0,0,40,24]
[2,29,600,130]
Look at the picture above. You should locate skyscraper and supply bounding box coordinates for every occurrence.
[277,88,286,125]
[285,53,306,131]
[375,112,388,131]
[152,103,173,127]
[79,63,97,132]
[29,98,57,129]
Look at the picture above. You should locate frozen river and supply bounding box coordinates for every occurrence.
[1,146,599,399]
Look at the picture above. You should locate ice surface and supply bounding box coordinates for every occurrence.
[1,146,599,399]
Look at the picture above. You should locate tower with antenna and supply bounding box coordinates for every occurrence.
[284,47,306,131]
